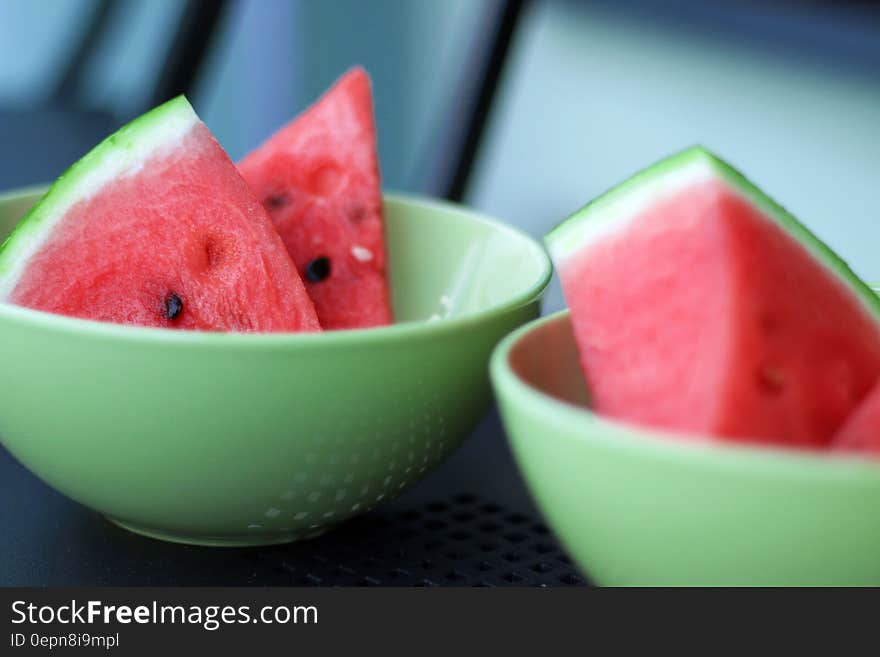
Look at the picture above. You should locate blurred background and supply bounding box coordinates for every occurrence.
[1,0,879,312]
[1,0,880,587]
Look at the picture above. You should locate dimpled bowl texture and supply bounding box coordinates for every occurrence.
[491,311,880,586]
[0,187,550,546]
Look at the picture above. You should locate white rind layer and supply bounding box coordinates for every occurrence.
[547,156,716,267]
[0,97,199,300]
[544,146,880,324]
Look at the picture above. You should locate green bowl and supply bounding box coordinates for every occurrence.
[0,186,551,546]
[491,310,880,586]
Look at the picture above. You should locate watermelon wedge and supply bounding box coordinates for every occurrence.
[832,380,880,454]
[239,67,392,330]
[546,147,880,448]
[0,96,321,333]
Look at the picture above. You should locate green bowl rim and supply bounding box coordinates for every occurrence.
[0,187,552,347]
[490,309,880,475]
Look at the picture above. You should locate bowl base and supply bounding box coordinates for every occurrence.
[107,517,328,547]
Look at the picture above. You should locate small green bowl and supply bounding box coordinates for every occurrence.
[491,310,880,586]
[0,187,551,546]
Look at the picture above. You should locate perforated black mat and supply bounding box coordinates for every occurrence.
[248,493,586,587]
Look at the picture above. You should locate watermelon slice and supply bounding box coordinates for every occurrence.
[0,96,321,333]
[546,147,880,448]
[239,67,392,330]
[832,380,880,454]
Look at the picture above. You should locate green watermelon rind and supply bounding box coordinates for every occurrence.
[0,95,198,300]
[545,146,880,319]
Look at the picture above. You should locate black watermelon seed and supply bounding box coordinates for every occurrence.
[304,257,331,282]
[165,293,183,320]
[264,194,289,209]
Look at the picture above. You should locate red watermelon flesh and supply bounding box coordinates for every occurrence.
[832,380,880,455]
[239,67,392,330]
[547,150,880,448]
[0,97,321,333]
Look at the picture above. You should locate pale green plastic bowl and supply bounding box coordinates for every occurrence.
[0,186,551,546]
[491,310,880,586]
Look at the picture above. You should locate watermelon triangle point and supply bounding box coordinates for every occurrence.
[545,146,880,324]
[0,95,321,332]
[238,67,391,330]
[0,96,202,301]
[545,146,720,263]
[243,66,373,161]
